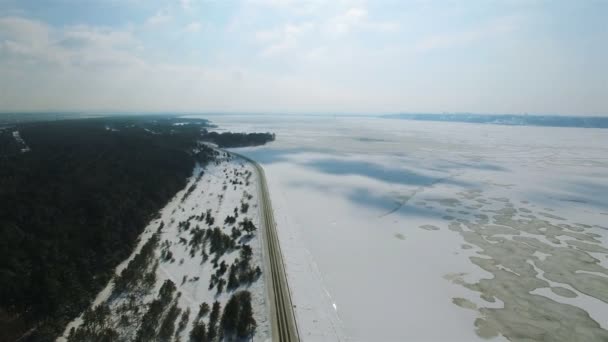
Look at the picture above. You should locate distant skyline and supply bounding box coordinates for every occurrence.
[0,0,607,116]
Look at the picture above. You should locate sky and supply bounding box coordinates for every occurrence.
[0,0,606,115]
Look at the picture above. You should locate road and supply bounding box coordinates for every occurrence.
[230,151,300,342]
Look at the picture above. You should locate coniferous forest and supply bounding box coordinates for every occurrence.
[0,115,274,341]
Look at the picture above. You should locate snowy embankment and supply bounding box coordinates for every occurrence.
[59,151,270,341]
[207,115,608,342]
[12,130,30,152]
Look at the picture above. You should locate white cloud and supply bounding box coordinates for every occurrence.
[246,0,317,10]
[0,16,142,68]
[0,17,67,65]
[250,3,400,59]
[324,6,400,36]
[180,0,192,10]
[61,26,136,48]
[255,22,314,56]
[414,16,520,52]
[326,7,366,35]
[1,2,606,115]
[185,21,203,33]
[303,46,328,62]
[145,10,172,26]
[0,16,50,47]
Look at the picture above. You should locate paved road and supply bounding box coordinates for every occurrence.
[230,151,300,342]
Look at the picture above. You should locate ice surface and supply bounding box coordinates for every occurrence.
[195,115,608,341]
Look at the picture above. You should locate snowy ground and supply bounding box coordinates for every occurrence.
[12,130,30,152]
[60,152,270,341]
[197,114,608,342]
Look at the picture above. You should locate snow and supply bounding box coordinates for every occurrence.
[198,114,608,341]
[12,130,30,152]
[60,152,270,341]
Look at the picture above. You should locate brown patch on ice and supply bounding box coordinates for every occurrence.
[394,233,406,240]
[442,192,608,340]
[539,212,566,220]
[452,297,477,310]
[430,198,461,207]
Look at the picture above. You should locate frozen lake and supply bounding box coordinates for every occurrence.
[193,115,608,341]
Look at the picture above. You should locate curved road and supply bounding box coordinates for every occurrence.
[230,151,300,342]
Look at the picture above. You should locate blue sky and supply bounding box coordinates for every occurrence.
[0,0,606,115]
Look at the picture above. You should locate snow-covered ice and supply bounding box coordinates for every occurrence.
[200,114,608,342]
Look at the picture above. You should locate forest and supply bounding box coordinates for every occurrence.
[0,115,272,341]
[200,131,275,148]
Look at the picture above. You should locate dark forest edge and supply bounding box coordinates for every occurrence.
[200,131,275,148]
[0,115,274,341]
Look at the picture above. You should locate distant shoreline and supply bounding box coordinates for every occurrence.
[382,113,608,128]
[2,112,608,129]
